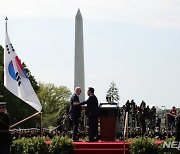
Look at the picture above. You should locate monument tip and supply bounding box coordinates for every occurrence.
[76,9,82,18]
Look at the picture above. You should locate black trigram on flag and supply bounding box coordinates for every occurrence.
[16,72,21,86]
[6,43,15,54]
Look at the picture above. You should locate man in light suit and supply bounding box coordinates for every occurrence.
[69,87,82,141]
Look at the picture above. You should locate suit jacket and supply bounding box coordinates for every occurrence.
[0,112,12,145]
[176,114,180,129]
[69,93,82,118]
[80,94,99,117]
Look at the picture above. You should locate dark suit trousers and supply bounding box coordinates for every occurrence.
[72,117,79,140]
[0,145,10,154]
[89,116,98,140]
[175,125,180,141]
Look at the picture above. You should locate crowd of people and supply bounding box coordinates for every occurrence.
[9,128,88,141]
[120,100,161,134]
[117,100,179,140]
[55,98,179,141]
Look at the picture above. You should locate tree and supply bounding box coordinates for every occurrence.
[23,62,39,92]
[38,82,71,114]
[106,81,120,103]
[38,82,72,127]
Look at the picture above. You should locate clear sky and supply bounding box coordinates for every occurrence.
[0,0,180,109]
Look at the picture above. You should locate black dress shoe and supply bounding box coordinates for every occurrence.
[86,140,93,142]
[86,139,98,142]
[87,137,98,142]
[73,140,80,142]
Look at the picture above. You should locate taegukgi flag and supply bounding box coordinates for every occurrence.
[4,21,42,112]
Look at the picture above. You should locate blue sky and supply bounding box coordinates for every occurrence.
[0,0,180,109]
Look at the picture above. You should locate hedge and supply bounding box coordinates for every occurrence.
[11,136,180,154]
[11,136,73,154]
[129,137,180,154]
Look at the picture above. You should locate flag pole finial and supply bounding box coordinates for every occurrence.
[5,17,8,33]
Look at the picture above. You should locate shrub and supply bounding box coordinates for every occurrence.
[11,137,49,154]
[11,138,26,154]
[31,136,49,154]
[49,136,74,154]
[129,137,160,154]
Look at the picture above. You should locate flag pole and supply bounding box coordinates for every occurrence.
[3,17,8,104]
[5,17,8,33]
[40,112,43,137]
[10,112,42,128]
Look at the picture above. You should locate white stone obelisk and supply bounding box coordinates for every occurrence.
[74,9,85,101]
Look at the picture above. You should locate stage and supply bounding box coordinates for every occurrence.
[74,140,130,154]
[45,139,163,154]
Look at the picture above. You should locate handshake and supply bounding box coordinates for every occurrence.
[73,102,79,106]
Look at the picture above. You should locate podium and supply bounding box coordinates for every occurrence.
[99,103,118,141]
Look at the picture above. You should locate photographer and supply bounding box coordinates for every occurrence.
[175,111,180,141]
[139,101,147,135]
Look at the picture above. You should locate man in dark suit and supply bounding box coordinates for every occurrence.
[69,87,82,141]
[0,102,12,154]
[79,87,99,142]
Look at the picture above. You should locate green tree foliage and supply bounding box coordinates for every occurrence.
[38,82,71,127]
[38,82,71,114]
[106,81,120,102]
[23,62,39,92]
[0,45,40,128]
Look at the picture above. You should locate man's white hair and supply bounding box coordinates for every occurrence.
[75,87,81,92]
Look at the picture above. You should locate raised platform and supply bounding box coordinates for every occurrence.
[45,139,163,154]
[74,140,130,154]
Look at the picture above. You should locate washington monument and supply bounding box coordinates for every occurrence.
[74,9,85,101]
